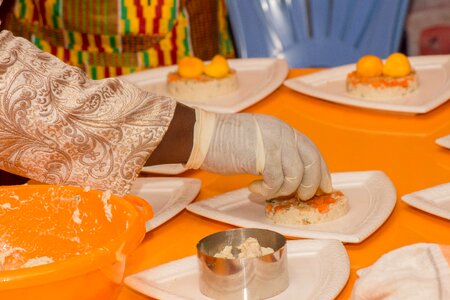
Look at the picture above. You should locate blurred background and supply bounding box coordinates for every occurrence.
[405,0,450,56]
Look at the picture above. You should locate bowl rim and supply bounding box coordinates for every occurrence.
[0,184,146,290]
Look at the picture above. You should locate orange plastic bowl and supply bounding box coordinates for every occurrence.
[0,184,152,300]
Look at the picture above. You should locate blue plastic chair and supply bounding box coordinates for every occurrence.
[226,0,410,67]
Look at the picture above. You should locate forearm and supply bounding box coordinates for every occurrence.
[145,102,195,166]
[0,30,177,195]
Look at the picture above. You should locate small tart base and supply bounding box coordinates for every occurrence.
[166,70,239,102]
[346,71,419,101]
[265,191,349,225]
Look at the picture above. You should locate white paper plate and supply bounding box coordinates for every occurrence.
[187,171,396,243]
[401,183,450,220]
[141,164,187,175]
[283,55,450,114]
[436,134,450,149]
[130,177,201,231]
[119,58,288,113]
[124,239,350,300]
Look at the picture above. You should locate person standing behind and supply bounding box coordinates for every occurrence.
[0,0,235,186]
[0,0,235,79]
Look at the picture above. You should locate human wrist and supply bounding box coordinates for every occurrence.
[200,113,258,174]
[145,102,196,166]
[184,108,217,169]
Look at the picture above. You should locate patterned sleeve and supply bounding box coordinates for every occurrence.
[0,30,177,196]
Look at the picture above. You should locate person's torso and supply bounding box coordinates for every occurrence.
[5,0,234,79]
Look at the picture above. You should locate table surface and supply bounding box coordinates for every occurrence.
[118,69,450,300]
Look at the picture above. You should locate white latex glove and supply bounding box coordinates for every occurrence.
[351,243,450,300]
[185,109,332,200]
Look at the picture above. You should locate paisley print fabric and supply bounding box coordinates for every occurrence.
[0,30,176,196]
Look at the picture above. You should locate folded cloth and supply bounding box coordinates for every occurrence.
[351,243,450,300]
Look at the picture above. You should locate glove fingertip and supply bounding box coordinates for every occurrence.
[249,180,271,199]
[321,182,333,194]
[319,160,333,193]
[248,180,263,193]
[297,189,315,201]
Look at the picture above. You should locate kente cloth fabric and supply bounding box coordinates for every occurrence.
[2,0,235,79]
[0,30,177,196]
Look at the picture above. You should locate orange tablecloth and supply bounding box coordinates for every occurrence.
[118,69,450,299]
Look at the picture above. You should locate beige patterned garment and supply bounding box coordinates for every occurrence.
[0,30,177,196]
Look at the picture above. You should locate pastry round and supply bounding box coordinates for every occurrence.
[166,70,239,103]
[265,191,349,225]
[346,71,419,101]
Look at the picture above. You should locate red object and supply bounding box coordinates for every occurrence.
[420,25,450,55]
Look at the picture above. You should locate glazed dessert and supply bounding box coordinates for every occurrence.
[167,55,239,102]
[346,53,419,101]
[265,191,349,225]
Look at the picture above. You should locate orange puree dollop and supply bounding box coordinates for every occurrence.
[382,52,411,77]
[203,55,230,78]
[177,57,204,78]
[356,55,383,78]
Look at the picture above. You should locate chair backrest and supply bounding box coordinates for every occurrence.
[226,0,410,67]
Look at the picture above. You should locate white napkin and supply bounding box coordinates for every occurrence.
[351,243,450,300]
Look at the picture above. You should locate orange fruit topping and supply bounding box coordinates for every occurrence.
[204,55,230,78]
[356,55,383,77]
[307,193,337,213]
[382,52,411,77]
[177,56,204,78]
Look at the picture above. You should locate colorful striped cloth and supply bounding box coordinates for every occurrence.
[4,0,235,79]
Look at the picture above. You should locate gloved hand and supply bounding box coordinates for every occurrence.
[185,109,332,200]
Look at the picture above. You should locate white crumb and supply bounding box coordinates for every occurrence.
[213,245,234,259]
[0,203,14,210]
[238,237,274,259]
[0,247,25,266]
[101,190,112,222]
[21,256,54,268]
[213,237,274,259]
[72,207,82,224]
